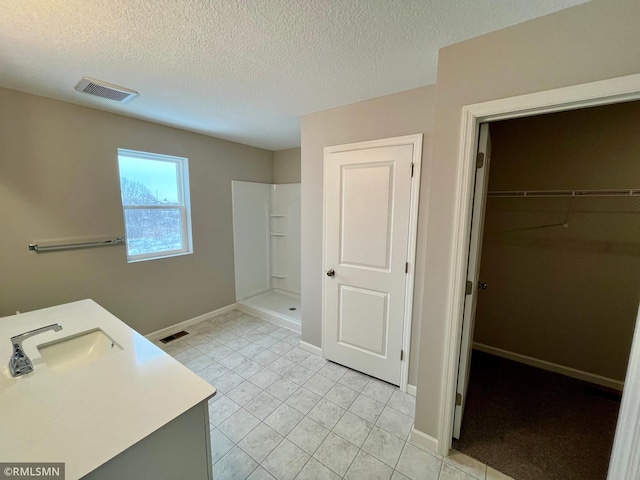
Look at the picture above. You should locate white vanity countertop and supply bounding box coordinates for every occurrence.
[0,299,216,479]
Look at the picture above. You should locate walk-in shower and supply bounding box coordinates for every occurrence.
[231,181,301,331]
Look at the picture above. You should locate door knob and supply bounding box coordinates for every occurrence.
[478,282,488,290]
[326,269,335,277]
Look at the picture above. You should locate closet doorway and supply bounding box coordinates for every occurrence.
[453,101,640,480]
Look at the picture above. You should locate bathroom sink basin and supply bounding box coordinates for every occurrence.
[37,329,122,374]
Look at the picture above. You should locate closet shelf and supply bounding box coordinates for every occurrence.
[488,188,640,198]
[270,232,287,236]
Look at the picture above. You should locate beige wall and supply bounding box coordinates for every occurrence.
[300,85,436,387]
[0,88,273,334]
[273,148,301,184]
[475,102,640,382]
[416,0,640,441]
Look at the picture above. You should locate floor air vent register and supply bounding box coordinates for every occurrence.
[159,331,189,344]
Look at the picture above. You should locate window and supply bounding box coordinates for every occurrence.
[117,149,193,262]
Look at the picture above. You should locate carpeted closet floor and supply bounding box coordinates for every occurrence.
[453,351,622,480]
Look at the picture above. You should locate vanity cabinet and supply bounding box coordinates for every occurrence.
[84,401,213,480]
[0,300,216,480]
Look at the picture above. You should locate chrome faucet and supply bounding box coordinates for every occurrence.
[9,323,63,377]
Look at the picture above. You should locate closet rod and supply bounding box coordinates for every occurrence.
[488,189,640,198]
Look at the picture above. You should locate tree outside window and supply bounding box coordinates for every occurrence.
[117,149,193,262]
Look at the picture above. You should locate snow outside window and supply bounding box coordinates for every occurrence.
[117,149,193,262]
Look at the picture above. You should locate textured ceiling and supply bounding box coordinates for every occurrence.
[0,0,589,150]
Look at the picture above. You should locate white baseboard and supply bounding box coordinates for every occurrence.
[410,428,439,455]
[407,384,417,396]
[235,302,301,333]
[299,341,323,356]
[473,342,624,391]
[145,303,238,341]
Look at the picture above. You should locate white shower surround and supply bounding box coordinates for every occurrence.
[270,183,301,295]
[232,181,301,327]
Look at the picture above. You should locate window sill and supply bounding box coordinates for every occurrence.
[126,249,193,264]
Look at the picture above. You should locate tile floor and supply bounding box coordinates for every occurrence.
[156,309,513,480]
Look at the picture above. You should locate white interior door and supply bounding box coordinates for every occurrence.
[323,138,418,386]
[453,123,492,438]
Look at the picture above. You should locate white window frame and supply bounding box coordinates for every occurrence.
[117,148,193,263]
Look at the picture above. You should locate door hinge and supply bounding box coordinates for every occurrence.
[465,280,473,295]
[405,262,409,274]
[456,392,462,406]
[410,163,414,177]
[476,152,485,169]
[400,350,404,361]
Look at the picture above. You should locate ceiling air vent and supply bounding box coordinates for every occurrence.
[74,77,139,103]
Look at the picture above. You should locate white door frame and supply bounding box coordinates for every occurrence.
[438,73,640,479]
[322,134,423,392]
